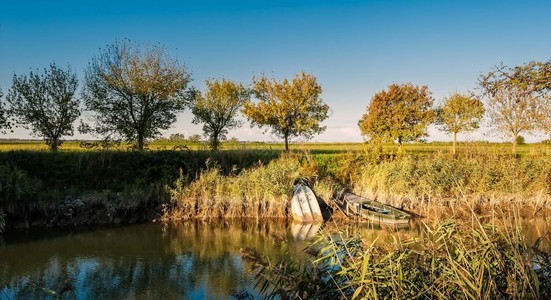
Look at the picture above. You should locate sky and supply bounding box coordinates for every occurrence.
[1,0,550,142]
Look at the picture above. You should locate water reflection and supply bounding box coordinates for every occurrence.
[0,221,296,300]
[1,217,549,299]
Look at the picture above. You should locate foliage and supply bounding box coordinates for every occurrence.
[187,134,202,143]
[249,220,551,299]
[487,87,542,153]
[516,135,525,145]
[168,133,186,142]
[359,83,435,146]
[191,78,249,151]
[82,39,192,150]
[436,93,485,153]
[479,61,551,97]
[0,88,11,133]
[243,72,329,151]
[480,61,551,142]
[5,64,80,151]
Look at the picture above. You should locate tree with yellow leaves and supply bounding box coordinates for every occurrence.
[191,78,250,151]
[436,93,485,154]
[243,72,329,151]
[358,83,435,150]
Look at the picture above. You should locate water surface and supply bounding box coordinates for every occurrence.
[1,217,549,299]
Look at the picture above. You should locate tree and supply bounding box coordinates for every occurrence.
[243,72,329,151]
[168,133,186,142]
[187,134,202,143]
[82,39,192,151]
[487,87,540,153]
[358,83,435,149]
[191,78,249,151]
[6,64,79,151]
[436,93,485,154]
[479,61,551,97]
[0,88,10,133]
[479,61,550,152]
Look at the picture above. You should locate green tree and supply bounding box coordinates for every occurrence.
[436,93,485,154]
[82,39,192,151]
[0,88,10,133]
[243,72,329,151]
[479,61,550,152]
[168,133,186,142]
[191,78,249,151]
[187,134,202,143]
[6,64,79,151]
[358,83,435,149]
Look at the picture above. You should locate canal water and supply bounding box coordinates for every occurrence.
[1,217,549,299]
[0,221,316,299]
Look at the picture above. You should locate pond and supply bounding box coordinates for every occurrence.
[1,217,550,299]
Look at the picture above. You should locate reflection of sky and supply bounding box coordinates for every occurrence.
[1,1,550,143]
[0,221,292,299]
[1,218,549,298]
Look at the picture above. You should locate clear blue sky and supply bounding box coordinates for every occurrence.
[1,0,550,142]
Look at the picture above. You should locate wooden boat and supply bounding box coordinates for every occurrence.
[343,193,411,224]
[291,185,323,223]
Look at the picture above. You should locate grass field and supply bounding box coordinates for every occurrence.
[1,139,550,156]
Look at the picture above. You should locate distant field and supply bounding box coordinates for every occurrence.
[0,139,550,155]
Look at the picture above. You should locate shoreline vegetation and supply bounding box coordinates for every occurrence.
[243,217,551,299]
[1,143,550,298]
[1,142,550,232]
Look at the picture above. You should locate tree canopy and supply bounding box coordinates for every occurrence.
[243,72,329,151]
[436,93,485,153]
[6,64,79,151]
[479,61,550,151]
[479,61,551,97]
[359,83,435,147]
[82,39,192,150]
[487,87,540,153]
[191,78,249,151]
[0,88,10,133]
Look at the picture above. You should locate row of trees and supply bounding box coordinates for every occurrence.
[0,38,548,153]
[0,40,329,151]
[359,61,551,153]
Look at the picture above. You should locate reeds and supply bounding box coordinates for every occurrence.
[247,215,551,299]
[164,155,314,220]
[164,149,551,221]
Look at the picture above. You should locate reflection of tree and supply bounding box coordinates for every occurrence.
[2,219,548,299]
[0,221,290,299]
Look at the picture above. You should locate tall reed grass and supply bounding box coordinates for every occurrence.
[244,215,551,299]
[165,149,551,221]
[163,155,315,220]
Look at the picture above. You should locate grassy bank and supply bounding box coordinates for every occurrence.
[0,150,279,232]
[1,146,550,232]
[164,149,551,221]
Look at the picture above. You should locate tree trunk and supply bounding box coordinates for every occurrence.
[452,132,457,155]
[512,133,517,154]
[211,131,220,151]
[138,134,144,151]
[284,134,289,152]
[398,136,403,153]
[50,139,59,152]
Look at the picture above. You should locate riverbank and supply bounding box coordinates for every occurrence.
[0,150,279,232]
[1,148,550,233]
[164,150,551,222]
